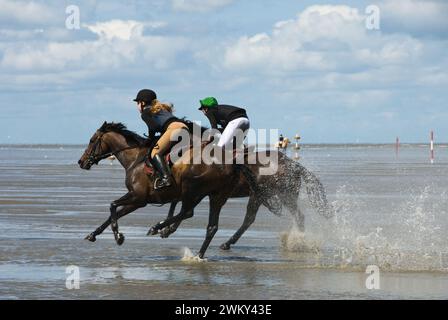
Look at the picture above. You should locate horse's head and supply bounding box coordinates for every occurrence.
[78,121,147,170]
[78,121,115,170]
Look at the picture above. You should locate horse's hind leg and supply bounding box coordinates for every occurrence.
[284,195,304,232]
[293,206,305,232]
[220,195,261,250]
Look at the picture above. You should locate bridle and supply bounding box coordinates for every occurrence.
[86,132,139,167]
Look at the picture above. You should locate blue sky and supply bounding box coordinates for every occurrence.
[0,0,447,144]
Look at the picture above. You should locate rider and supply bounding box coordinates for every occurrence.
[135,89,188,189]
[198,97,250,150]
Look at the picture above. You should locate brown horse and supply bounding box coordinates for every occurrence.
[78,122,279,258]
[78,122,332,256]
[158,150,332,249]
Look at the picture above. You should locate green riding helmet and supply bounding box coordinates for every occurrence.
[198,97,218,110]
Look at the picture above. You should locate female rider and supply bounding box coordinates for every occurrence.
[135,89,188,189]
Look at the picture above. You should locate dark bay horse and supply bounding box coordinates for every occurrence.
[158,151,332,250]
[78,122,331,258]
[78,122,265,258]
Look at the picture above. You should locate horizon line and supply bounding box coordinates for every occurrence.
[1,142,447,147]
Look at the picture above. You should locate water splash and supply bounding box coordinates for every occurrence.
[281,184,448,272]
[280,226,321,254]
[180,247,207,263]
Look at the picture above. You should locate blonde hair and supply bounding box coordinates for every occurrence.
[148,99,173,114]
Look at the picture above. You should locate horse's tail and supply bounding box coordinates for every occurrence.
[293,162,334,218]
[237,164,282,215]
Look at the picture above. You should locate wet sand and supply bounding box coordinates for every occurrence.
[1,145,448,299]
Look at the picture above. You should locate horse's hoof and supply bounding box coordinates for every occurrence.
[220,243,231,251]
[116,233,125,246]
[147,226,159,236]
[160,226,177,238]
[196,254,206,262]
[159,228,170,238]
[85,233,96,242]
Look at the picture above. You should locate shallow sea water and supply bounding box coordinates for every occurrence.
[1,144,448,299]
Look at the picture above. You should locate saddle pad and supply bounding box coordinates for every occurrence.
[143,153,172,176]
[144,164,154,175]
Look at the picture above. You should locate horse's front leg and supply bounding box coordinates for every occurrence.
[158,201,178,238]
[85,217,111,242]
[109,192,145,245]
[110,201,124,245]
[147,196,202,236]
[157,201,195,238]
[159,208,194,238]
[85,204,140,243]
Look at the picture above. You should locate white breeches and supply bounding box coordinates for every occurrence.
[217,117,250,148]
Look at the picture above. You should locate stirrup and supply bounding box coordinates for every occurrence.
[154,177,172,190]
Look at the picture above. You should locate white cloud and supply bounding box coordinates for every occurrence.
[0,0,56,25]
[380,0,448,36]
[190,2,448,124]
[219,5,424,74]
[84,20,166,41]
[0,1,447,144]
[0,19,188,83]
[172,0,233,12]
[0,27,78,42]
[0,28,44,40]
[85,20,144,41]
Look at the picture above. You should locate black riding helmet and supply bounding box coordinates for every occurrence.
[134,89,157,104]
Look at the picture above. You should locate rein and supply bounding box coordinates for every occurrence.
[87,133,141,166]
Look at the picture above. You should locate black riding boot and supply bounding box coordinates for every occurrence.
[151,154,172,189]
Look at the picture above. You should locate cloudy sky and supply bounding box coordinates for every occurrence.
[0,0,447,144]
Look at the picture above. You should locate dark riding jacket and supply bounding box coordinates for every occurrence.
[204,105,248,131]
[141,107,179,140]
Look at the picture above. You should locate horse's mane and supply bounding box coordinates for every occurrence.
[99,122,148,147]
[98,119,210,149]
